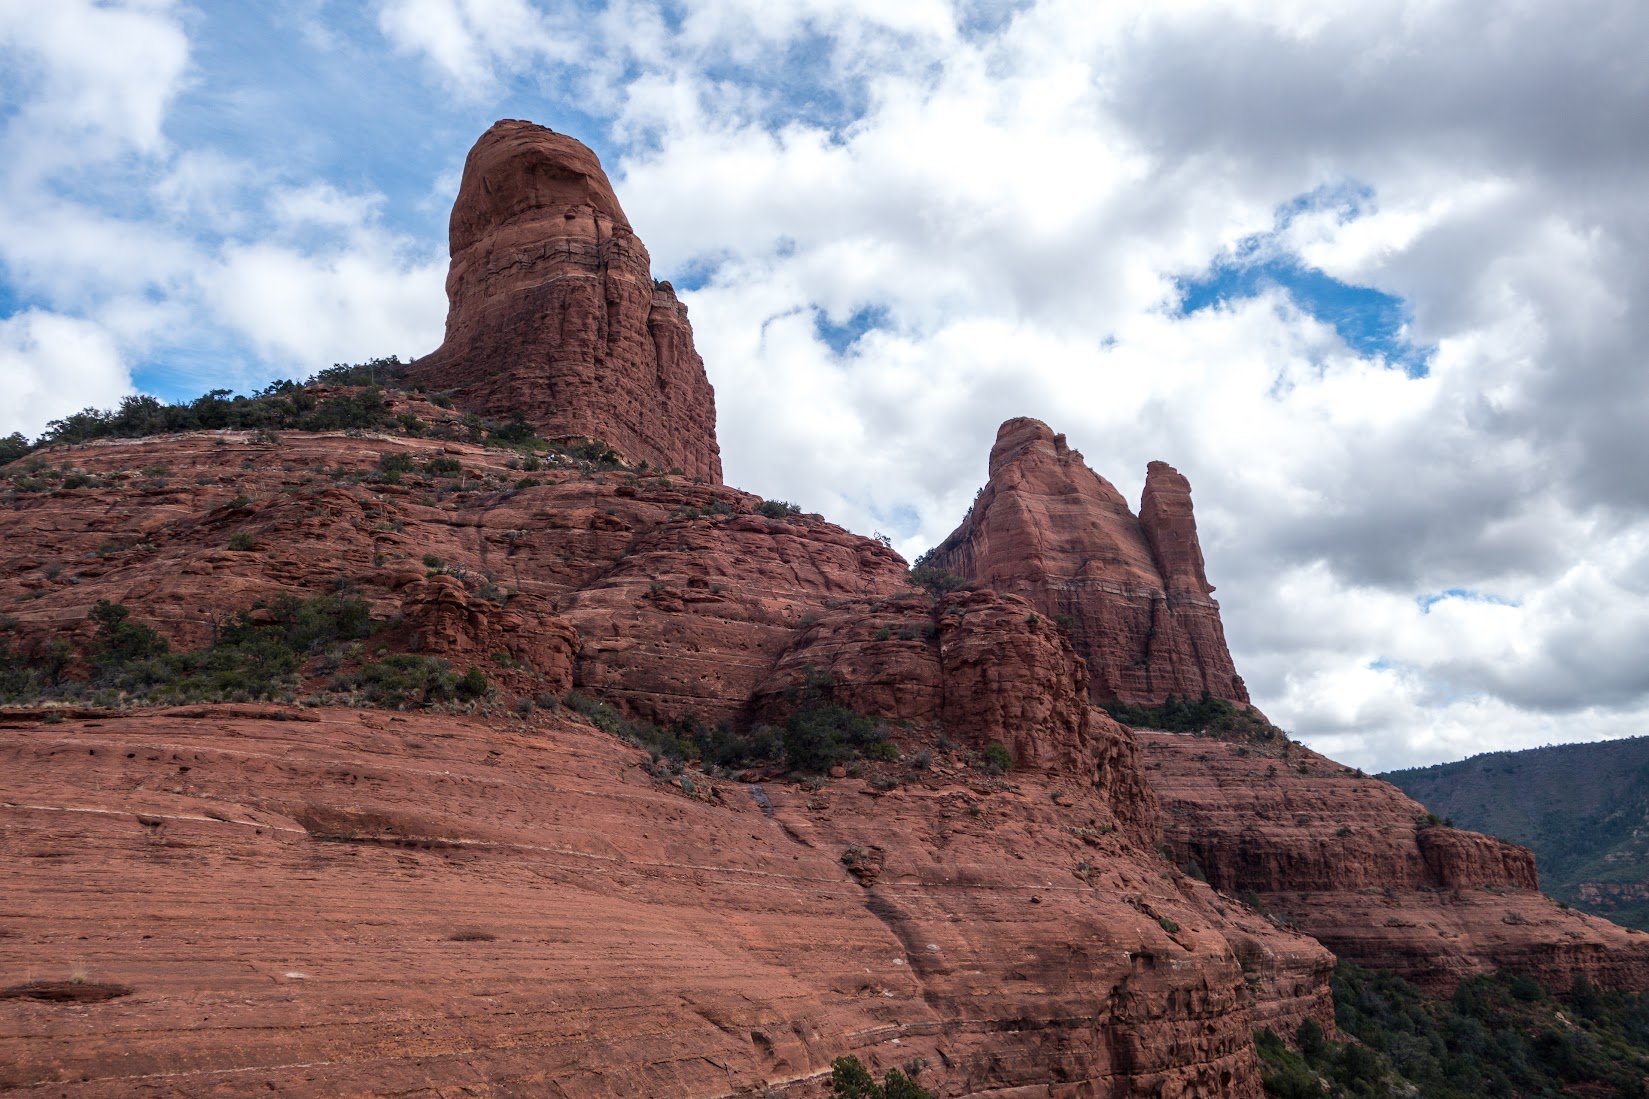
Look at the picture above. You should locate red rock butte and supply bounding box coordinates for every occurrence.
[407,119,723,482]
[929,417,1248,706]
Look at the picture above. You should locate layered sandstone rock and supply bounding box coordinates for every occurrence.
[929,418,1247,706]
[406,120,722,482]
[0,427,908,722]
[1138,730,1649,992]
[748,588,1162,844]
[0,703,1336,1097]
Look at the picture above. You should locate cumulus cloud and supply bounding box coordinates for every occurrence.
[0,310,132,436]
[538,0,1649,770]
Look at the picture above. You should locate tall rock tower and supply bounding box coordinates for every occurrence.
[928,417,1247,706]
[408,120,723,482]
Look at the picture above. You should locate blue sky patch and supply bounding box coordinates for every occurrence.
[1177,184,1432,377]
[814,305,889,355]
[1417,588,1520,614]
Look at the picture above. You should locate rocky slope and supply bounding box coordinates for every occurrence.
[406,119,722,482]
[927,418,1247,707]
[6,116,1649,1097]
[0,422,1340,1096]
[0,705,1336,1096]
[1138,730,1649,993]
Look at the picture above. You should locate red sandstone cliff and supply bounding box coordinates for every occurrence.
[0,424,1338,1096]
[406,120,722,482]
[1137,730,1649,992]
[928,417,1247,706]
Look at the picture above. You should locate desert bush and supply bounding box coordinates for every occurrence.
[756,499,801,519]
[1106,691,1282,741]
[830,1056,931,1099]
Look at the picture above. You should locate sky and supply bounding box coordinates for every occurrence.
[2,0,1647,772]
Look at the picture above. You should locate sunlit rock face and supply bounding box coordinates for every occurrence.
[929,417,1248,706]
[408,119,723,483]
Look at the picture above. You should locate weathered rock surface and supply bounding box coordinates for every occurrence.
[749,588,1161,846]
[8,117,1649,1095]
[0,428,903,720]
[0,705,1336,1097]
[406,120,722,482]
[1138,730,1649,992]
[928,418,1247,706]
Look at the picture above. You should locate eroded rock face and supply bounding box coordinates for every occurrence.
[748,589,1164,846]
[1138,730,1649,992]
[406,120,722,482]
[0,705,1342,1097]
[0,428,907,724]
[928,418,1247,706]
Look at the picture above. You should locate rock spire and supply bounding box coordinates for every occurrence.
[407,119,722,482]
[928,417,1248,706]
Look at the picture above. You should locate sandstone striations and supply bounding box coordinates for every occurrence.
[0,706,1337,1096]
[1138,731,1649,993]
[406,120,722,482]
[0,426,1342,1096]
[928,417,1247,706]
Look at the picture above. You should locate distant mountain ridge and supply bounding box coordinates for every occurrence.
[1384,737,1649,929]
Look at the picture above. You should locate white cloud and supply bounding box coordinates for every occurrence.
[0,0,190,161]
[207,237,446,369]
[375,0,574,98]
[0,310,132,436]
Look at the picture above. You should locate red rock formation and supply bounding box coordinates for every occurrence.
[0,703,1337,1096]
[747,588,1163,846]
[1137,730,1649,992]
[0,427,903,721]
[929,418,1247,706]
[406,120,722,482]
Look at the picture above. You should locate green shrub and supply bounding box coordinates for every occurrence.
[908,562,967,596]
[1106,691,1283,741]
[2,594,380,706]
[756,498,801,519]
[228,530,256,551]
[0,432,31,466]
[982,741,1013,774]
[425,455,462,476]
[457,666,489,699]
[830,1056,931,1099]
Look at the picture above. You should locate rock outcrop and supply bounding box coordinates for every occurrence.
[407,120,722,482]
[0,705,1337,1096]
[1138,730,1649,992]
[929,417,1247,706]
[9,117,1649,1097]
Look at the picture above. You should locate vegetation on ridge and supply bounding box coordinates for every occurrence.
[0,356,626,469]
[1106,690,1284,741]
[1384,738,1649,931]
[564,669,897,777]
[1,595,489,710]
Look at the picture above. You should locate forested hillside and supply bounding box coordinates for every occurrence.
[1385,738,1649,929]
